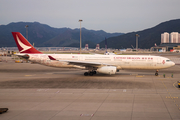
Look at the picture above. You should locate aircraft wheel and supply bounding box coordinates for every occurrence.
[155,73,158,76]
[89,72,94,76]
[84,72,89,76]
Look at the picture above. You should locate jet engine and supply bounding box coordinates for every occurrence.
[97,66,117,75]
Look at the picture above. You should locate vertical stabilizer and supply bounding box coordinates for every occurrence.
[12,32,42,54]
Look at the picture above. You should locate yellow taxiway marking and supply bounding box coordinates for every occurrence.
[166,97,178,99]
[25,75,32,76]
[25,75,35,77]
[173,82,180,90]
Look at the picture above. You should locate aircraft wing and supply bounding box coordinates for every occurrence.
[62,60,108,67]
[48,55,110,67]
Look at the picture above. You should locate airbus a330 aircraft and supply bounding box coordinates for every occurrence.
[12,32,175,76]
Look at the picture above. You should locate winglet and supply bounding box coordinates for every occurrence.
[48,56,57,60]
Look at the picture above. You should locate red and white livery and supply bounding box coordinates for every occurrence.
[12,32,175,76]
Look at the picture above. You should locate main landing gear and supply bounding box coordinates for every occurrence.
[155,70,158,76]
[84,71,97,76]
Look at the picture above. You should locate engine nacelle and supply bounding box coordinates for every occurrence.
[97,66,117,75]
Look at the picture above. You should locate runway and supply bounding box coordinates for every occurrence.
[0,58,180,120]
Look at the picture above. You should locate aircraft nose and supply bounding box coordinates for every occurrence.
[172,62,175,66]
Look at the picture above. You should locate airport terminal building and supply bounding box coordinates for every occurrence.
[152,43,180,52]
[152,32,180,52]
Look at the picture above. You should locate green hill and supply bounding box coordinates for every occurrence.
[0,22,123,48]
[99,19,180,49]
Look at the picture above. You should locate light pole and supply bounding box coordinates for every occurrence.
[25,25,28,40]
[136,34,140,51]
[79,19,83,54]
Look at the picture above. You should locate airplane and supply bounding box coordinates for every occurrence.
[12,32,175,76]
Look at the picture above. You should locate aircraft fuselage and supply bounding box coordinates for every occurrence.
[28,54,175,70]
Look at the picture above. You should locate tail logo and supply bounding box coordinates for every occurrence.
[16,35,32,52]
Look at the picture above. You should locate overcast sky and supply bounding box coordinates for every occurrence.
[0,0,180,33]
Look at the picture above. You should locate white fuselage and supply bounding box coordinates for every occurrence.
[27,54,175,70]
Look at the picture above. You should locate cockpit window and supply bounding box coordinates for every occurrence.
[166,60,171,62]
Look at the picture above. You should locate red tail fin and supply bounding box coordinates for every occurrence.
[12,32,42,54]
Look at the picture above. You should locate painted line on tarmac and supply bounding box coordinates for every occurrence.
[163,80,180,111]
[173,82,180,90]
[136,75,144,77]
[24,74,36,77]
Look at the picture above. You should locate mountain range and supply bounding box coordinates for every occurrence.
[0,22,123,48]
[1,19,180,49]
[99,19,180,49]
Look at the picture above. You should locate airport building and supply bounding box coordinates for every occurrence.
[170,32,179,43]
[85,44,89,50]
[161,32,180,43]
[152,32,180,52]
[96,44,100,50]
[161,32,169,43]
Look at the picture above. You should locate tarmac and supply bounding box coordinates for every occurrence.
[0,56,180,120]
